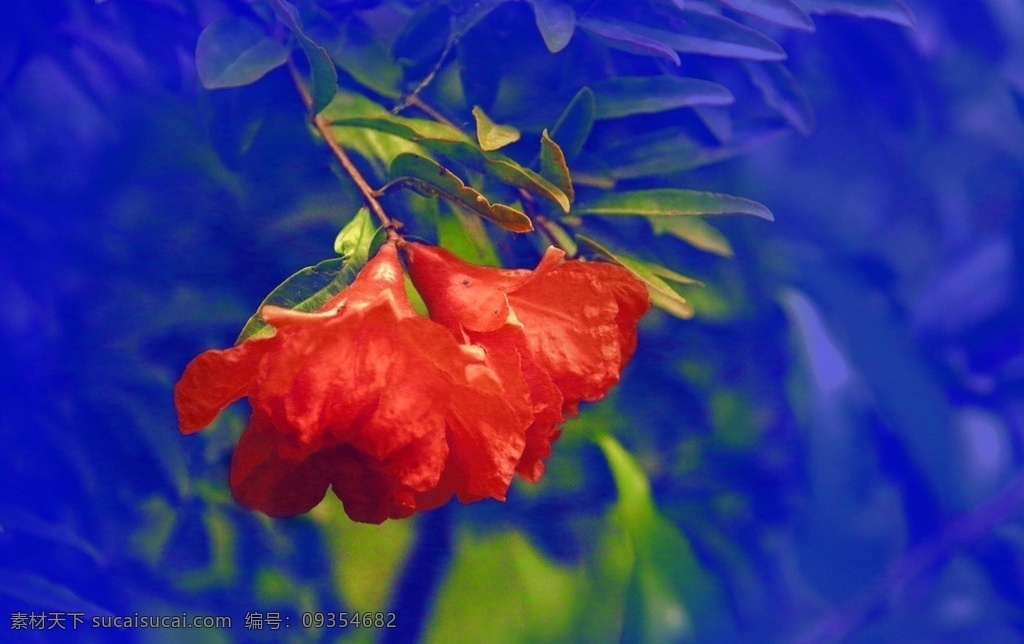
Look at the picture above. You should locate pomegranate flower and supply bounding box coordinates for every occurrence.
[406,243,650,478]
[174,242,532,523]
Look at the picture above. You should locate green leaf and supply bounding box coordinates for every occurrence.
[195,17,290,89]
[575,188,773,220]
[333,207,378,263]
[325,104,570,212]
[645,263,704,286]
[798,0,915,27]
[551,87,596,160]
[387,153,534,233]
[315,501,415,612]
[427,531,584,643]
[270,0,338,113]
[526,0,576,53]
[592,76,734,119]
[539,129,574,203]
[577,17,681,65]
[651,216,734,257]
[577,235,694,319]
[472,106,521,151]
[437,203,503,267]
[538,218,579,256]
[595,434,734,642]
[237,257,361,343]
[744,61,816,136]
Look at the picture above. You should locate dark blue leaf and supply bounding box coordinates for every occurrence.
[526,0,576,53]
[744,61,816,135]
[592,76,734,119]
[577,17,682,65]
[795,0,915,27]
[195,17,289,89]
[717,0,815,31]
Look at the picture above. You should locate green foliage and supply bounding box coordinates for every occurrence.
[237,257,362,342]
[333,207,378,262]
[471,106,522,151]
[386,153,534,233]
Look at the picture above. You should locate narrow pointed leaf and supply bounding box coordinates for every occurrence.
[595,434,733,642]
[472,106,521,151]
[575,189,773,220]
[651,216,735,257]
[237,257,361,342]
[388,153,534,233]
[551,87,596,159]
[603,127,788,178]
[592,76,734,119]
[270,0,338,113]
[796,0,915,26]
[333,207,377,262]
[717,0,815,31]
[646,263,704,286]
[539,129,574,203]
[577,18,681,65]
[577,235,694,319]
[195,17,290,89]
[611,14,787,60]
[526,0,576,52]
[744,61,815,135]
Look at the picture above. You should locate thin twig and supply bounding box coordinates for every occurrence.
[392,22,456,116]
[288,60,398,235]
[405,95,459,130]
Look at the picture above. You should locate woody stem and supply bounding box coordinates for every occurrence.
[288,60,396,234]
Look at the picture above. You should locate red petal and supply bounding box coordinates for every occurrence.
[319,242,415,317]
[510,259,649,407]
[229,413,332,517]
[405,242,522,332]
[174,338,271,434]
[467,328,564,482]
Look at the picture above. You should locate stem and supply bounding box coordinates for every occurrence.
[393,26,456,116]
[405,95,459,130]
[288,61,397,234]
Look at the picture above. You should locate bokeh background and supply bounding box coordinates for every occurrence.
[3,0,1024,642]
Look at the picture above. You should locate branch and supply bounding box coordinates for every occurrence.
[795,473,1024,644]
[288,60,398,235]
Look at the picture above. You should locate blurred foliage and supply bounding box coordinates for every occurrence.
[2,0,1024,642]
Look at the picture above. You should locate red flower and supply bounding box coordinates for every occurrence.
[174,242,532,523]
[406,243,650,478]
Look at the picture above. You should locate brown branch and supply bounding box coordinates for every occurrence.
[288,60,398,236]
[794,472,1024,644]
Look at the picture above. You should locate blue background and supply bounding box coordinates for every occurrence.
[2,0,1023,641]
